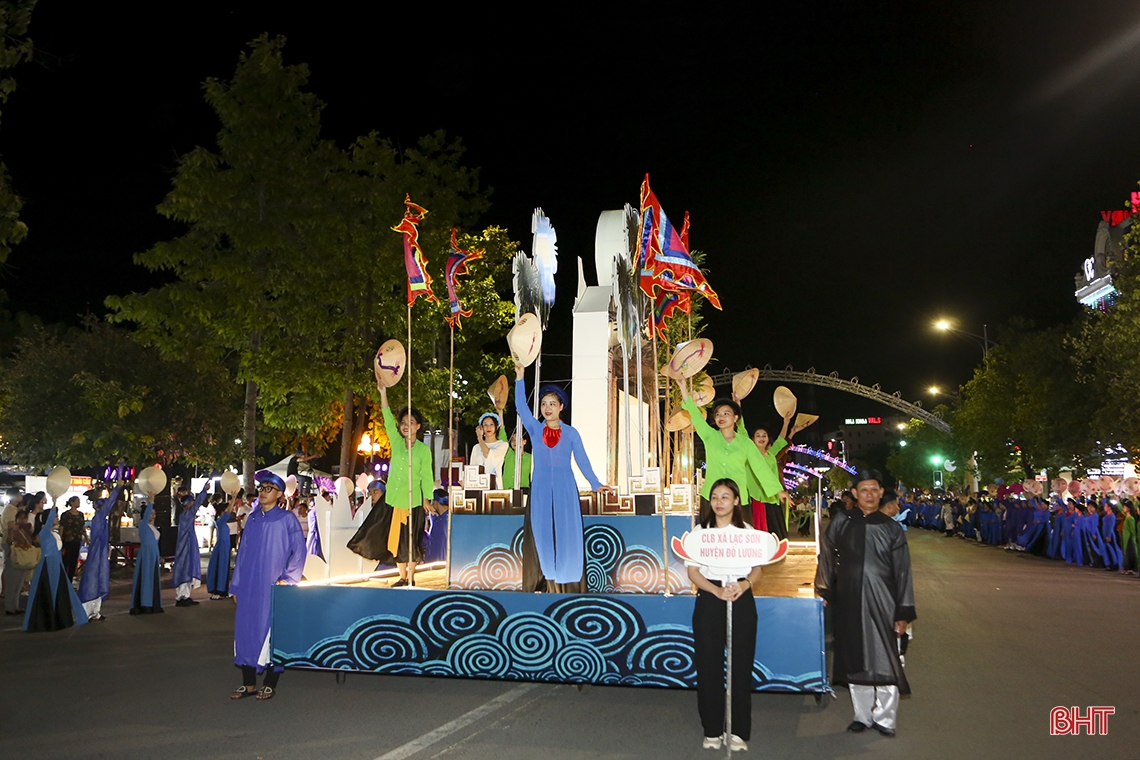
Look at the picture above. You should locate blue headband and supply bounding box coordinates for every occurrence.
[538,383,568,407]
[478,412,502,428]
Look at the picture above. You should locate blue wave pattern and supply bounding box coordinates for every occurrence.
[454,525,685,594]
[277,592,819,691]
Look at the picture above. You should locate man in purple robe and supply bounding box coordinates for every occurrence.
[229,471,305,700]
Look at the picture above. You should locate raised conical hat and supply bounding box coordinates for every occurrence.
[374,339,407,388]
[663,338,713,379]
[794,413,819,430]
[1124,477,1140,497]
[731,369,759,400]
[1050,477,1068,495]
[507,313,543,367]
[1067,480,1082,498]
[692,376,716,406]
[487,375,509,409]
[773,386,797,417]
[665,409,693,432]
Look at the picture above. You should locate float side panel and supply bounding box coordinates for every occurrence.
[272,586,825,691]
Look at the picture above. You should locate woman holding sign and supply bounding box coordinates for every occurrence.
[686,478,763,752]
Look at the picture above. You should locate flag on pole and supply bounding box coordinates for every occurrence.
[392,194,437,306]
[651,289,692,338]
[445,228,484,328]
[637,175,721,310]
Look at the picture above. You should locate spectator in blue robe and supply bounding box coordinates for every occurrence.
[1100,502,1123,571]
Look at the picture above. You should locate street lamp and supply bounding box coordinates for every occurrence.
[927,385,960,402]
[933,318,993,360]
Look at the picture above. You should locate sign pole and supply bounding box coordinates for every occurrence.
[724,583,733,758]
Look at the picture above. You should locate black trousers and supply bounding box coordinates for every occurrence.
[61,540,81,581]
[693,584,757,741]
[764,503,787,540]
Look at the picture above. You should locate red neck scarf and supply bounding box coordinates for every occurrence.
[543,426,562,449]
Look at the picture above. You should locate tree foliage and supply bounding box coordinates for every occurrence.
[108,35,510,480]
[949,322,1100,482]
[0,321,241,469]
[0,0,37,261]
[886,416,969,490]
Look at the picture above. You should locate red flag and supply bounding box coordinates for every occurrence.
[637,175,720,309]
[392,194,437,306]
[445,229,484,328]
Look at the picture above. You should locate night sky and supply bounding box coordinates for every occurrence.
[6,2,1140,433]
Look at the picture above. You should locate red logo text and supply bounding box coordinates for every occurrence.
[1050,706,1114,736]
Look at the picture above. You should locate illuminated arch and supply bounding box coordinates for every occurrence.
[709,365,951,434]
[786,445,857,474]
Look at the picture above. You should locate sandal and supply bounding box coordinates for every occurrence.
[256,686,275,700]
[231,685,257,700]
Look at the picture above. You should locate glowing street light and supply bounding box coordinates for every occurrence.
[929,454,943,466]
[932,317,992,360]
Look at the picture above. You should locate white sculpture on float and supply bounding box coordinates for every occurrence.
[573,206,652,490]
[326,476,367,578]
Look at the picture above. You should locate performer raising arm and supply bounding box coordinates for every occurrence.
[347,382,435,587]
[514,362,609,593]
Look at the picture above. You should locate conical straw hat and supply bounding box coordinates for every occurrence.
[731,369,759,400]
[487,375,509,409]
[663,338,713,379]
[773,386,797,417]
[665,410,693,432]
[507,313,543,367]
[374,339,407,388]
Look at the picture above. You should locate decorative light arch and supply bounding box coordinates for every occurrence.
[786,445,857,474]
[709,365,951,434]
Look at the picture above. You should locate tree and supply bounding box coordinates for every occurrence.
[0,0,37,261]
[885,416,969,491]
[953,321,1099,482]
[107,35,340,490]
[0,321,241,469]
[256,133,500,478]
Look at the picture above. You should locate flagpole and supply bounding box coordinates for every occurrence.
[654,326,669,596]
[407,302,414,584]
[447,320,455,587]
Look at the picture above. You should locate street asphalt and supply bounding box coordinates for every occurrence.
[2,529,1137,760]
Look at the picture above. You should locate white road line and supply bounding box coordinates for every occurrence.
[372,683,541,760]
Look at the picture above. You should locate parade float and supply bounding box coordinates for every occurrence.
[270,178,828,695]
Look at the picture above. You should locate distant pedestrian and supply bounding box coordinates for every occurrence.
[58,496,87,581]
[815,469,916,738]
[229,471,305,700]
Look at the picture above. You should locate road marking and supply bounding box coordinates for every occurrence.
[372,683,541,760]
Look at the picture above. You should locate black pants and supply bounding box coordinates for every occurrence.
[693,584,757,741]
[61,540,81,581]
[764,503,787,540]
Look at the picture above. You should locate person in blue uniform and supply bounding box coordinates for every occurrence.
[207,498,234,599]
[514,362,608,593]
[229,471,305,700]
[1100,501,1123,571]
[173,480,211,606]
[130,503,164,614]
[23,506,89,632]
[78,485,124,621]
